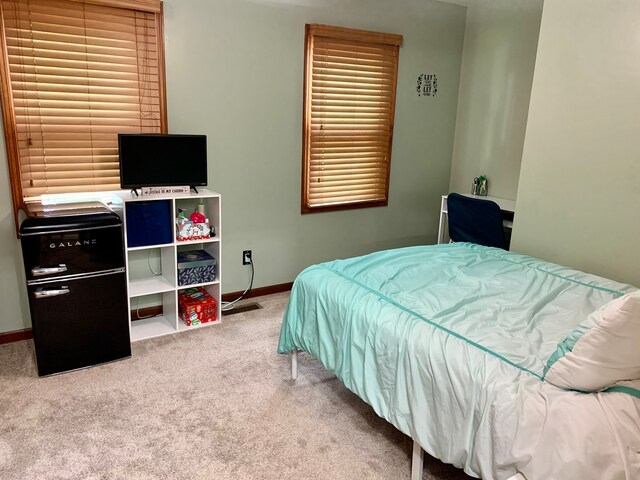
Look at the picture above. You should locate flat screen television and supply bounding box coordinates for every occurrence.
[118,133,207,190]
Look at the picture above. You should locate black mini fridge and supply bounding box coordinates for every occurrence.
[20,202,131,376]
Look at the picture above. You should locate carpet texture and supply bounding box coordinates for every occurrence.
[0,292,472,480]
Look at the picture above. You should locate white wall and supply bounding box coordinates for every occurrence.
[0,0,467,333]
[511,0,640,288]
[448,0,542,200]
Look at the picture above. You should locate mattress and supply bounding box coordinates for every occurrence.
[278,243,640,479]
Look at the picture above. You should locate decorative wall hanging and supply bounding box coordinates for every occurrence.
[416,73,438,97]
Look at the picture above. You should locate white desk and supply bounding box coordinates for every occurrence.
[437,194,516,244]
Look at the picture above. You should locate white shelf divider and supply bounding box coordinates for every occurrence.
[177,318,221,332]
[127,242,174,251]
[175,237,219,247]
[130,315,176,341]
[176,279,220,290]
[128,275,174,297]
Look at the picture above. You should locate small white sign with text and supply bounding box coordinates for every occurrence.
[140,186,190,197]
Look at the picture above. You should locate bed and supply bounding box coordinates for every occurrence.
[277,243,640,480]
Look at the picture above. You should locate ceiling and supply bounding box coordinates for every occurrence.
[435,0,538,7]
[435,0,487,6]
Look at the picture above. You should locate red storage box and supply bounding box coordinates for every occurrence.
[178,287,217,327]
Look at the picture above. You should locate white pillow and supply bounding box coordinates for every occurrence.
[544,290,640,392]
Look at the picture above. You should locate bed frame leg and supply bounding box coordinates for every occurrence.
[291,349,298,380]
[411,440,424,480]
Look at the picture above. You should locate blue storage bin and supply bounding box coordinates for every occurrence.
[125,200,172,247]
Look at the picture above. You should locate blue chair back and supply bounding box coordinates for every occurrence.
[447,193,508,249]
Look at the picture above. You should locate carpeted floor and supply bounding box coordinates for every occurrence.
[0,292,472,480]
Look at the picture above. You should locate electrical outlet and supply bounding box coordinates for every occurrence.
[243,250,252,265]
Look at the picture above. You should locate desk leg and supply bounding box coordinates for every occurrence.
[437,201,447,244]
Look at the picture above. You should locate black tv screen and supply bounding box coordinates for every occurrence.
[118,134,207,189]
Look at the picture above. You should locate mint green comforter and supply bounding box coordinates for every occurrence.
[277,243,638,479]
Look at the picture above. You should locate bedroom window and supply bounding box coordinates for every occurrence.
[301,24,403,213]
[0,0,167,223]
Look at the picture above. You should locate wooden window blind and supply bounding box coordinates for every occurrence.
[301,24,402,213]
[0,0,167,210]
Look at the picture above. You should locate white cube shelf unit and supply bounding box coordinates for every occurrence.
[122,189,222,341]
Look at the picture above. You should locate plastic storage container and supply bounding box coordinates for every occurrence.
[125,200,172,247]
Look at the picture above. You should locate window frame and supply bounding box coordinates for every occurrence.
[301,24,402,214]
[0,0,168,231]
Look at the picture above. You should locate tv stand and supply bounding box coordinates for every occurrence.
[190,186,199,194]
[130,188,140,197]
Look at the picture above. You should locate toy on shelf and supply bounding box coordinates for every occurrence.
[176,204,213,241]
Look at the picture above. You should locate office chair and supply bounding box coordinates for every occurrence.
[446,192,508,249]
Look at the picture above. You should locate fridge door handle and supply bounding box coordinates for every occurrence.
[32,264,68,276]
[34,287,70,299]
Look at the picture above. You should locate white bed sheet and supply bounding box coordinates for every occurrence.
[491,378,640,480]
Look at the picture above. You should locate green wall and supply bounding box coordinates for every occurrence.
[511,0,640,288]
[448,0,542,200]
[0,122,31,332]
[162,0,466,293]
[0,0,467,333]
